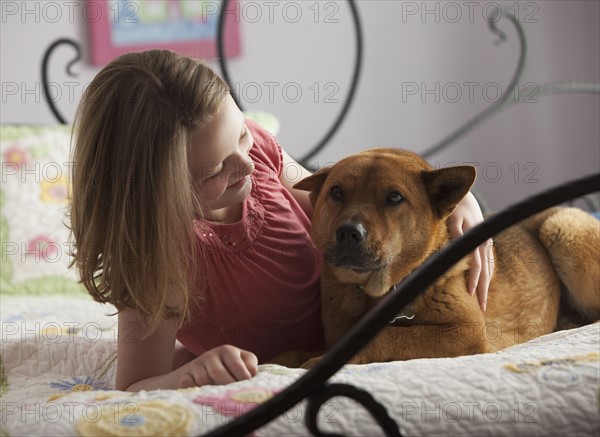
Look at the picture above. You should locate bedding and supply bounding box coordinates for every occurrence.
[1,296,599,436]
[1,125,599,436]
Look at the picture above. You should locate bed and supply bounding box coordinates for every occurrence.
[2,4,600,437]
[1,295,598,436]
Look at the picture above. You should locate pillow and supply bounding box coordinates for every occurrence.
[1,125,85,296]
[0,113,281,296]
[243,110,280,136]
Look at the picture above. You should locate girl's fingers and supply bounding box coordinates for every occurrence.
[179,346,258,388]
[448,221,464,239]
[179,364,210,388]
[468,248,482,296]
[476,239,495,312]
[221,348,257,381]
[475,251,490,312]
[204,358,237,385]
[240,350,259,377]
[179,372,196,389]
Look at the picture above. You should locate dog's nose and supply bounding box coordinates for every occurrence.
[336,223,366,246]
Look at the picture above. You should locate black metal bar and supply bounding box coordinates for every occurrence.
[216,0,363,169]
[305,383,403,437]
[41,38,81,124]
[203,172,599,437]
[216,0,241,109]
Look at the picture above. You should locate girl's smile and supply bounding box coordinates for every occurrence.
[227,175,251,189]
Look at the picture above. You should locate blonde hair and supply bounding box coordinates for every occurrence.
[70,50,229,331]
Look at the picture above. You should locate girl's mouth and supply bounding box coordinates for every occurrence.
[227,176,249,189]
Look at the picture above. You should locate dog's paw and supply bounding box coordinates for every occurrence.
[269,350,324,368]
[301,356,322,369]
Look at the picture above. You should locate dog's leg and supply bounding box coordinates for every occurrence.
[538,207,600,321]
[301,316,493,368]
[268,349,323,368]
[345,322,490,364]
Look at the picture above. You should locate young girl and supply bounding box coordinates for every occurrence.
[70,50,493,391]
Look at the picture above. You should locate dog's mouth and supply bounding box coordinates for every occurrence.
[323,244,385,273]
[335,264,382,275]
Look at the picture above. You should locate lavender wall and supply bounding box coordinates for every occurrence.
[2,1,598,210]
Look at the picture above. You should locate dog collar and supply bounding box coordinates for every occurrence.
[357,284,416,325]
[389,305,415,325]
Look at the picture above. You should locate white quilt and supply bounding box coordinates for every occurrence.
[1,295,598,437]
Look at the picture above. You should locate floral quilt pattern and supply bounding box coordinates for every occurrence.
[1,125,85,296]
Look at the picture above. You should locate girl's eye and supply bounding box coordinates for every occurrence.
[385,191,403,205]
[206,166,223,181]
[330,186,343,201]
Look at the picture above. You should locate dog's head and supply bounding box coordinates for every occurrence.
[295,148,476,298]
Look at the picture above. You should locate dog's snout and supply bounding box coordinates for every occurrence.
[336,223,366,246]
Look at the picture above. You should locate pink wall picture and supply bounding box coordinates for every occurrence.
[89,0,240,65]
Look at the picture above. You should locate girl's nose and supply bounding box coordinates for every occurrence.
[228,155,254,178]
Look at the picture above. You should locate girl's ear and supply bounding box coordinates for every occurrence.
[293,168,331,206]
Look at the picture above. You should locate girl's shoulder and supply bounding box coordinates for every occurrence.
[246,119,283,177]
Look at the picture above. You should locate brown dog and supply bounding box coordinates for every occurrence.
[292,148,599,368]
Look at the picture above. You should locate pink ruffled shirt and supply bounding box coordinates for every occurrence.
[177,121,324,363]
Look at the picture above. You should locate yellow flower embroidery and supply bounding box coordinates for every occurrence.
[504,352,599,373]
[76,400,194,436]
[40,175,69,204]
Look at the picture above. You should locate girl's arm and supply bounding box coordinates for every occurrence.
[116,309,258,391]
[448,192,495,311]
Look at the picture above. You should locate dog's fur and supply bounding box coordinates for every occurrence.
[281,148,600,368]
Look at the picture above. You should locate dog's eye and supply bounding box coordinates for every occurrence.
[330,186,344,201]
[386,191,403,205]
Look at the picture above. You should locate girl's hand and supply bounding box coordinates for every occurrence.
[448,192,495,311]
[178,345,258,388]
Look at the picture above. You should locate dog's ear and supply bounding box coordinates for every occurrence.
[293,168,331,206]
[421,166,476,218]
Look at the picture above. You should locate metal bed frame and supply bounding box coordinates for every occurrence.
[38,2,599,435]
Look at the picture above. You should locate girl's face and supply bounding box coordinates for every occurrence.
[189,94,255,221]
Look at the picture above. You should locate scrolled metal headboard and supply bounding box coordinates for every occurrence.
[41,38,81,125]
[217,0,363,169]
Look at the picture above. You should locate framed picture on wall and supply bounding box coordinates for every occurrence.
[89,0,240,65]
